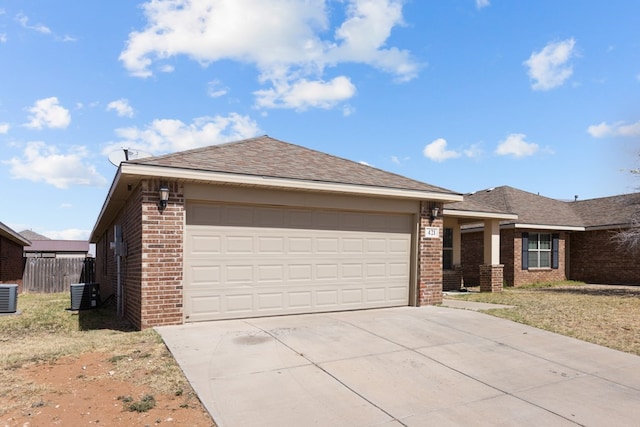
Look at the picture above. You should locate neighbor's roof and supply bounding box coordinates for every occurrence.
[448,186,585,229]
[19,229,51,241]
[572,193,640,228]
[24,240,90,253]
[0,221,31,246]
[130,135,459,195]
[448,186,640,230]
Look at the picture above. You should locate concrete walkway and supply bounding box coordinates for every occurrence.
[157,306,640,427]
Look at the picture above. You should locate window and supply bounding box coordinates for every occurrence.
[528,233,551,268]
[443,228,453,270]
[522,232,559,270]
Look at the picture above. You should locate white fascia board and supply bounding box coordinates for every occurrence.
[122,163,464,202]
[510,223,585,231]
[443,208,518,221]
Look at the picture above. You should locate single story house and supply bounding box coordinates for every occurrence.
[22,239,91,259]
[445,186,640,287]
[90,136,517,329]
[0,221,31,290]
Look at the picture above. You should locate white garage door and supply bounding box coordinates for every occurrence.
[184,202,413,322]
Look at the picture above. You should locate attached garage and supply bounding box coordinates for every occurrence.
[184,202,413,321]
[91,136,462,329]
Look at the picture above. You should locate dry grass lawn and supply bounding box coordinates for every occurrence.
[0,293,214,426]
[450,282,640,356]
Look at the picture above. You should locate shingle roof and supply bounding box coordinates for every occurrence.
[572,193,640,228]
[448,186,640,229]
[19,229,51,241]
[449,186,584,227]
[130,135,458,195]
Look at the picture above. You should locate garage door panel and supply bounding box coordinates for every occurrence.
[184,203,413,321]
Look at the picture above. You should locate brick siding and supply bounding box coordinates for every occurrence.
[0,236,25,291]
[95,179,185,329]
[569,229,640,285]
[462,228,567,287]
[418,201,443,305]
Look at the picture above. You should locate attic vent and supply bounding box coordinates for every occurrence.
[0,284,18,313]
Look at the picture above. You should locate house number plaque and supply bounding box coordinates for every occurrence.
[424,227,440,238]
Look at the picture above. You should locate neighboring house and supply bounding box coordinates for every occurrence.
[0,221,31,290]
[90,136,492,329]
[445,186,640,287]
[22,239,91,259]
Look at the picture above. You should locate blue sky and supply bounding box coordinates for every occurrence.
[1,0,639,240]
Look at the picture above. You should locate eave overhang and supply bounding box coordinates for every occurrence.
[90,163,464,242]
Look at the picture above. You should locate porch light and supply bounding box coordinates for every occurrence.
[430,206,439,222]
[158,185,170,211]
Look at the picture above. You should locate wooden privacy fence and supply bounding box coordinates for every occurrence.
[23,258,95,293]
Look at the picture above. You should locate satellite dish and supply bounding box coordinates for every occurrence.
[108,148,152,166]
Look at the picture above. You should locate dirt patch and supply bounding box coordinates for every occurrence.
[1,352,214,426]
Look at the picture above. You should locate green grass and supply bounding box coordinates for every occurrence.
[452,281,640,356]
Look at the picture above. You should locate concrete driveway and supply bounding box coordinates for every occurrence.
[157,305,640,426]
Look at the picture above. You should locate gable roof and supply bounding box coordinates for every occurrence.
[131,135,457,195]
[448,186,640,230]
[572,193,640,229]
[91,136,463,242]
[0,221,31,246]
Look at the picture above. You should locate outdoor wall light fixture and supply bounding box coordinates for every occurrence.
[430,206,440,223]
[158,185,170,211]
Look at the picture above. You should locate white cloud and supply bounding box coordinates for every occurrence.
[45,229,90,240]
[463,142,484,159]
[119,0,417,110]
[104,113,261,154]
[5,141,108,189]
[255,76,356,110]
[524,38,576,91]
[587,120,640,138]
[0,123,9,134]
[24,97,71,129]
[207,80,228,98]
[495,133,539,157]
[16,13,51,34]
[423,138,460,162]
[476,0,490,9]
[106,98,134,118]
[0,33,6,43]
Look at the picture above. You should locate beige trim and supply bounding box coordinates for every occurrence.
[185,183,421,214]
[443,208,518,221]
[511,224,585,231]
[124,163,463,202]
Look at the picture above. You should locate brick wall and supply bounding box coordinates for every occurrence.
[139,180,184,329]
[462,228,567,287]
[512,229,566,287]
[95,182,144,328]
[570,229,640,285]
[418,201,443,305]
[461,231,482,286]
[443,265,462,291]
[95,179,185,330]
[0,236,25,291]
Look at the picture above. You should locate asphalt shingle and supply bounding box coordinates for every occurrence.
[130,135,459,195]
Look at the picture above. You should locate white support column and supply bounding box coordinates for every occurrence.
[483,219,500,265]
